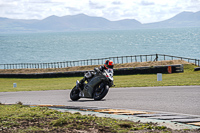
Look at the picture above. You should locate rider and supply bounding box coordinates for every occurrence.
[78,60,114,89]
[95,59,114,72]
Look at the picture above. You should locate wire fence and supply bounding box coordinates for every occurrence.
[0,54,199,69]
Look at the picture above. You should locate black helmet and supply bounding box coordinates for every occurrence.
[104,60,114,69]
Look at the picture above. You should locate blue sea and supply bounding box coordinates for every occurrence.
[0,27,200,64]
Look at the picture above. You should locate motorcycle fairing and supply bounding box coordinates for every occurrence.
[82,75,105,98]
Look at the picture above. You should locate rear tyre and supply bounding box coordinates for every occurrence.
[93,83,109,101]
[70,86,80,101]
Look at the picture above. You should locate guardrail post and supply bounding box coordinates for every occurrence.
[146,55,147,62]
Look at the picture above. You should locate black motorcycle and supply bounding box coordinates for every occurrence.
[70,68,114,101]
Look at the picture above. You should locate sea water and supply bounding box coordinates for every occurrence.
[0,27,200,64]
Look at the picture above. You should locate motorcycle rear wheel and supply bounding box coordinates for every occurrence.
[93,83,109,101]
[70,86,80,101]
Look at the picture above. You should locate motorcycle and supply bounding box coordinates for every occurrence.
[70,68,114,101]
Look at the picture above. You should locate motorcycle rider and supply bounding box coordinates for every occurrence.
[78,60,114,89]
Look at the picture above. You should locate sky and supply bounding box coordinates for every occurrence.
[0,0,200,23]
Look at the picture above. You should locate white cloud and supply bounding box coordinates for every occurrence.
[0,0,199,23]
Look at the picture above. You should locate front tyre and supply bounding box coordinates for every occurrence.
[70,86,80,101]
[93,83,109,101]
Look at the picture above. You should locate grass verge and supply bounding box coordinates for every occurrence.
[1,104,199,133]
[0,64,199,92]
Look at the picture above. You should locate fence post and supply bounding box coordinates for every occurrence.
[135,56,137,62]
[146,55,147,62]
[195,59,196,66]
[131,56,132,62]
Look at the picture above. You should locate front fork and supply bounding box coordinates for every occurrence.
[76,80,84,97]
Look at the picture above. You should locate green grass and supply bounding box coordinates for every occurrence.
[0,77,82,92]
[0,64,200,92]
[115,64,200,87]
[0,104,171,132]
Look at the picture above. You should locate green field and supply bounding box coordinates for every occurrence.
[0,64,200,92]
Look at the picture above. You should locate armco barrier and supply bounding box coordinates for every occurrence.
[0,65,183,78]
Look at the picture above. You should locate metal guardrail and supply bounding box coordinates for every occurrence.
[0,54,199,69]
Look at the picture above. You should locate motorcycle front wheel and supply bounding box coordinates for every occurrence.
[93,83,109,101]
[70,86,80,101]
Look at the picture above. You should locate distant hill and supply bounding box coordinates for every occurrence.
[0,11,200,32]
[144,11,200,28]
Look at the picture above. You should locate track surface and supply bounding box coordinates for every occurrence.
[0,86,200,115]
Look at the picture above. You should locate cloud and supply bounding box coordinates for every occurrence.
[65,7,80,13]
[140,0,154,6]
[0,0,199,23]
[112,1,122,5]
[89,1,105,9]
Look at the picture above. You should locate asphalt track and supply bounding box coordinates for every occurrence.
[0,86,199,116]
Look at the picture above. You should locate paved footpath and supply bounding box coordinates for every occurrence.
[1,86,200,129]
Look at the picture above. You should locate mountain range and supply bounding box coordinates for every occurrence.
[0,11,200,32]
